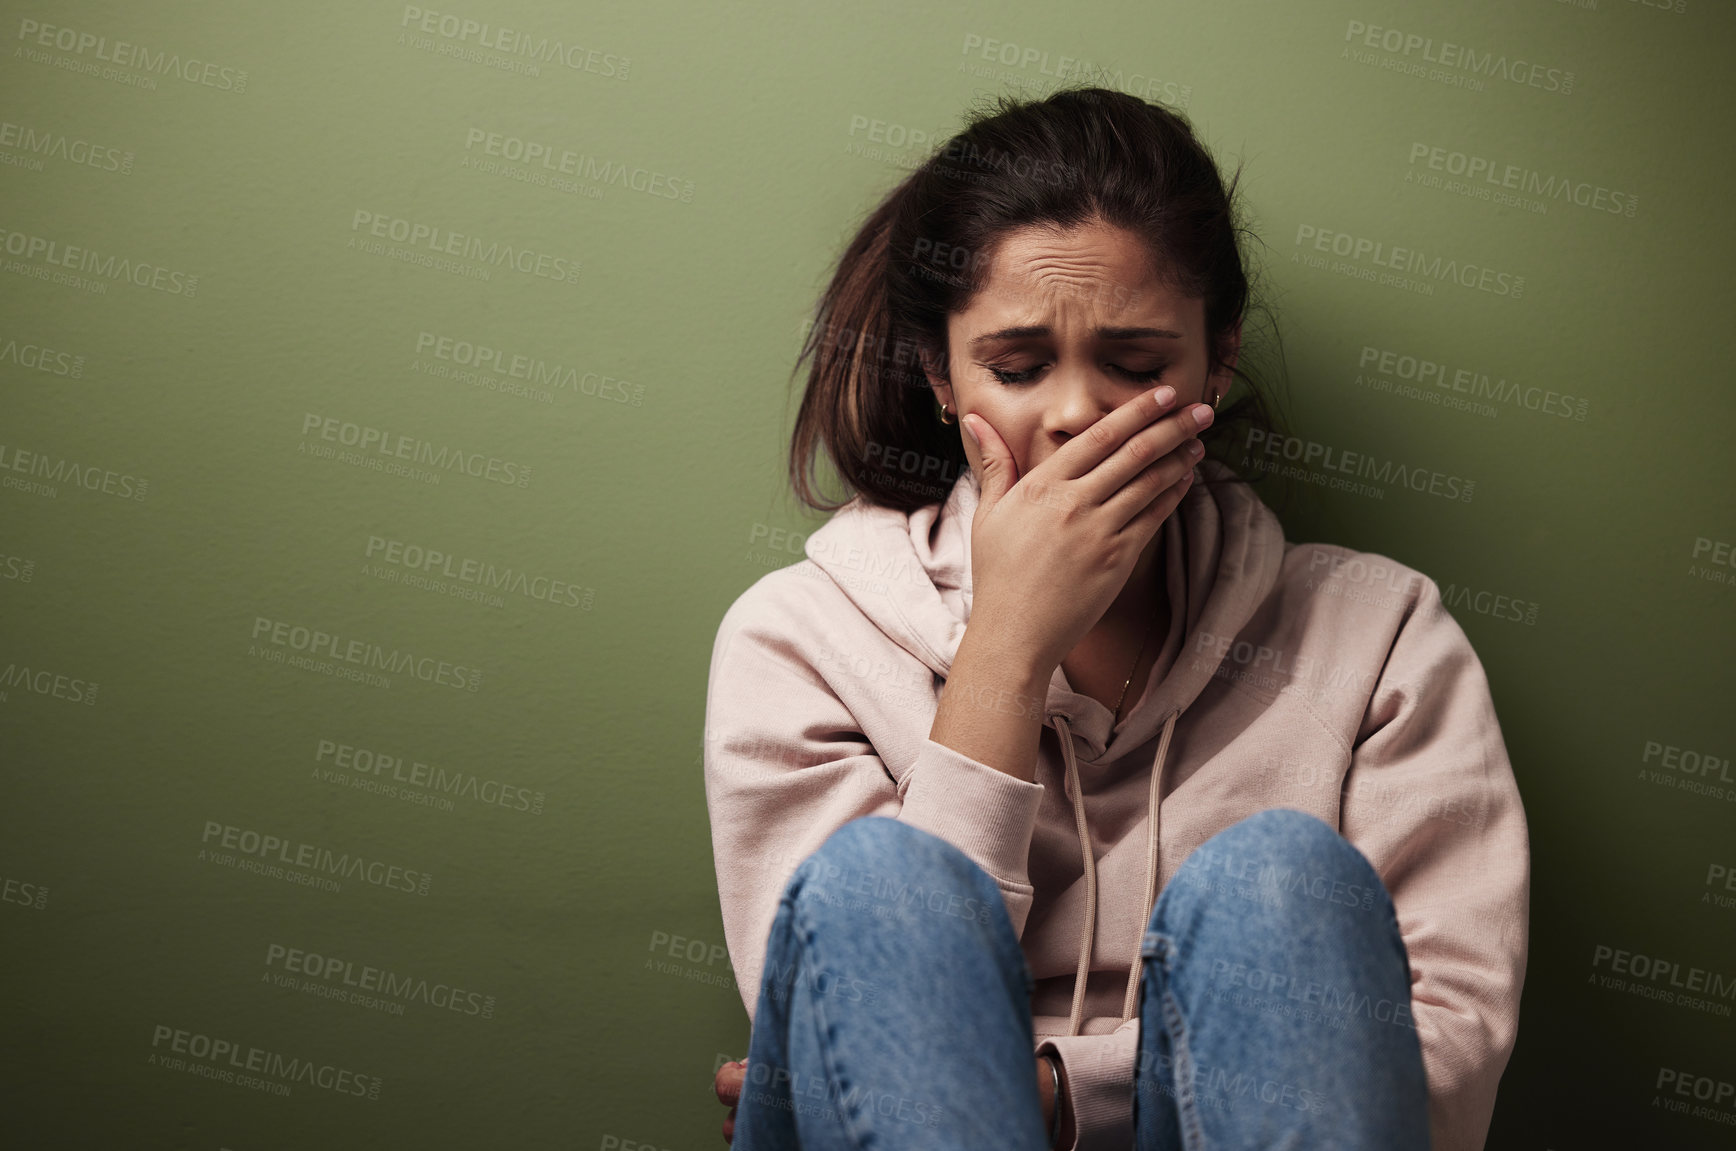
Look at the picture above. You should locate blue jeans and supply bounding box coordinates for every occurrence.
[731,809,1429,1150]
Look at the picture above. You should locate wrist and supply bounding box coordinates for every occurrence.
[953,625,1053,698]
[1038,1051,1063,1148]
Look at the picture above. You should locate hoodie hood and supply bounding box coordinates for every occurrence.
[803,458,1288,1030]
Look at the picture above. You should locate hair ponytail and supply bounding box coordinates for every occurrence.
[788,184,955,513]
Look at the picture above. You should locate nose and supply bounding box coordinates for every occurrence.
[1045,360,1125,441]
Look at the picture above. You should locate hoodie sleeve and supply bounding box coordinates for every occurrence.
[703,586,1047,1022]
[1036,1023,1140,1151]
[1339,574,1531,1151]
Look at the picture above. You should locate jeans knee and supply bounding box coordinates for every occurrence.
[796,816,990,900]
[1218,807,1344,854]
[1167,808,1392,919]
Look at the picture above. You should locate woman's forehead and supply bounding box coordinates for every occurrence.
[959,267,1197,336]
[964,223,1192,324]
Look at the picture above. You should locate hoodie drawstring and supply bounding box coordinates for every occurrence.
[1051,708,1180,1035]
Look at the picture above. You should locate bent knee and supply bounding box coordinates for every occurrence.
[1180,808,1390,903]
[1219,807,1345,854]
[796,817,989,894]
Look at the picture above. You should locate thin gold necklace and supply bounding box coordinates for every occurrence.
[1111,607,1163,724]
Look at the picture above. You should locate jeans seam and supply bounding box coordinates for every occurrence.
[791,877,875,1151]
[1161,986,1206,1150]
[740,897,799,1151]
[1134,943,1155,1141]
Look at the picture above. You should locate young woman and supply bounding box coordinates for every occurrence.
[705,87,1528,1151]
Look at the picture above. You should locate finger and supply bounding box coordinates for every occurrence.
[1076,402,1213,514]
[1103,431,1202,527]
[722,1104,735,1144]
[1045,384,1179,483]
[1114,457,1198,544]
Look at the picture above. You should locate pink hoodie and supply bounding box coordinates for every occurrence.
[703,459,1529,1150]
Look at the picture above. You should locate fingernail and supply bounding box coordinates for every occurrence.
[1192,404,1214,429]
[1153,385,1176,407]
[961,415,979,446]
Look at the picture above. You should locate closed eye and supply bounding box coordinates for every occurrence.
[984,363,1168,385]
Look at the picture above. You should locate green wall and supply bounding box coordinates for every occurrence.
[2,1,1732,1147]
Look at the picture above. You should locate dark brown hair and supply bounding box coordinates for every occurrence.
[787,85,1292,514]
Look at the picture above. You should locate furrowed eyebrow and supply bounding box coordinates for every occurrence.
[969,325,1184,348]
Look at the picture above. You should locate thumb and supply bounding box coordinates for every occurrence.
[962,414,1017,507]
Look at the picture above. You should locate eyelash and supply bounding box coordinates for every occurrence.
[985,364,1167,386]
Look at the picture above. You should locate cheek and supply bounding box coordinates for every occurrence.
[974,406,1038,475]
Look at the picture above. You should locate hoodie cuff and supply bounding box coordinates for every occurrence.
[1037,1025,1139,1151]
[896,737,1044,934]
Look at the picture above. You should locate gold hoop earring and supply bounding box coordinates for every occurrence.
[936,400,955,425]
